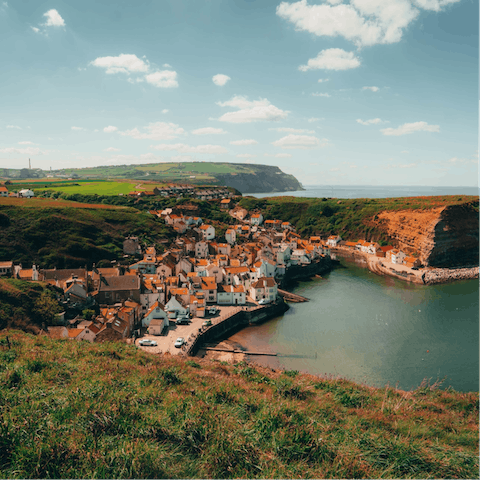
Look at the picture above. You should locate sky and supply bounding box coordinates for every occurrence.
[0,0,478,187]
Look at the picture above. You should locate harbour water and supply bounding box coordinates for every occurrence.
[228,257,479,392]
[251,184,479,199]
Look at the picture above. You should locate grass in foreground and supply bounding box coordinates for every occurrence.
[0,331,478,479]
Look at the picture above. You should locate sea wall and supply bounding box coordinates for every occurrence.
[186,300,288,357]
[279,256,332,288]
[423,266,479,285]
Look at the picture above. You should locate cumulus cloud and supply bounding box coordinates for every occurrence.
[91,54,149,74]
[277,0,424,48]
[6,125,21,129]
[230,139,258,145]
[356,118,385,125]
[103,125,118,133]
[217,95,288,123]
[192,127,227,135]
[151,144,228,154]
[43,9,65,27]
[362,86,379,92]
[0,147,45,155]
[71,126,85,131]
[162,109,169,114]
[312,92,331,97]
[31,27,40,33]
[318,78,329,83]
[145,70,178,88]
[120,122,185,140]
[381,121,440,136]
[104,147,121,152]
[299,48,360,71]
[18,141,35,145]
[412,0,461,12]
[212,74,231,86]
[272,134,329,149]
[307,117,321,123]
[236,154,256,158]
[270,127,315,134]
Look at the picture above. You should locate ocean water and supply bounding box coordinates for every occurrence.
[251,184,479,199]
[228,258,479,392]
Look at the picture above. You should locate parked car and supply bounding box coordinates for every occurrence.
[138,339,157,347]
[176,316,190,325]
[202,319,212,327]
[208,307,217,315]
[174,337,185,348]
[258,299,270,305]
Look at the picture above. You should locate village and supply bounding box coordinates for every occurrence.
[0,194,425,355]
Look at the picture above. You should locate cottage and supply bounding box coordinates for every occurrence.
[250,213,263,226]
[94,275,141,304]
[326,235,342,247]
[18,189,34,198]
[225,228,236,245]
[142,301,168,328]
[0,186,8,197]
[0,261,13,276]
[250,276,277,303]
[199,224,215,241]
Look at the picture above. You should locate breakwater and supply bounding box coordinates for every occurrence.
[423,266,479,285]
[279,256,333,288]
[186,300,289,357]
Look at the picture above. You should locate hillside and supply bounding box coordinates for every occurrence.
[0,331,477,479]
[1,162,304,194]
[239,195,479,267]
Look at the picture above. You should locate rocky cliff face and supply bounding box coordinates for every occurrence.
[215,165,303,193]
[373,202,479,267]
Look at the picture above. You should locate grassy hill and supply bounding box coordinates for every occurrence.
[2,162,304,193]
[0,331,477,478]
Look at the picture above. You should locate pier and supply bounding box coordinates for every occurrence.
[277,289,309,303]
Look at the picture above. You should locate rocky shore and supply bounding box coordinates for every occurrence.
[422,266,479,285]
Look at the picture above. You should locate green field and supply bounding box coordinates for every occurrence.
[38,181,138,195]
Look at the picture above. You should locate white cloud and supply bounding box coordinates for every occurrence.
[163,63,172,68]
[381,121,440,136]
[272,134,329,149]
[104,147,121,152]
[192,127,227,135]
[447,156,477,165]
[236,154,256,158]
[307,117,321,122]
[71,126,85,131]
[31,26,40,33]
[270,127,315,134]
[312,92,331,97]
[6,125,21,129]
[230,139,258,145]
[318,78,329,83]
[356,118,385,125]
[151,144,228,154]
[91,54,149,75]
[212,74,231,86]
[103,125,118,133]
[362,86,379,92]
[162,109,169,114]
[265,153,293,158]
[145,70,178,88]
[277,0,419,48]
[0,147,45,155]
[217,95,288,123]
[18,141,35,145]
[43,9,65,27]
[120,122,185,140]
[412,0,461,12]
[299,48,360,71]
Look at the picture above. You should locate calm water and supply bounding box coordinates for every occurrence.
[251,184,479,199]
[229,258,479,392]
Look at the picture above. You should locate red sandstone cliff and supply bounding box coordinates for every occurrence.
[371,202,479,267]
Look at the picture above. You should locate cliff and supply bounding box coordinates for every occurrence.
[215,165,303,193]
[372,202,479,267]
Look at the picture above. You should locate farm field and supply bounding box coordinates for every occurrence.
[0,197,130,209]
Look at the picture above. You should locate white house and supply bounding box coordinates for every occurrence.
[250,276,277,303]
[225,229,236,245]
[217,285,246,305]
[326,235,342,247]
[199,224,215,241]
[164,296,189,319]
[142,301,168,328]
[391,250,406,265]
[290,249,311,265]
[18,189,34,198]
[250,213,263,226]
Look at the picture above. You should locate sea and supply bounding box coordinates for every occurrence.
[229,185,479,392]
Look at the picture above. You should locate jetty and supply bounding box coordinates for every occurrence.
[205,347,277,357]
[277,289,309,303]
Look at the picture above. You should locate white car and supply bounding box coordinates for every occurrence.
[208,307,217,315]
[138,339,157,347]
[258,299,270,305]
[174,337,185,348]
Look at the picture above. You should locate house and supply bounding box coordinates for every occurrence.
[404,256,421,268]
[217,285,246,305]
[200,276,217,303]
[0,186,8,197]
[220,198,232,209]
[250,213,263,226]
[164,295,189,319]
[18,189,34,198]
[195,241,209,259]
[387,249,406,265]
[326,235,342,247]
[250,276,277,303]
[94,275,141,304]
[0,261,13,276]
[377,245,394,257]
[199,224,215,241]
[148,318,166,336]
[95,317,129,342]
[225,228,236,245]
[123,237,142,255]
[142,301,168,328]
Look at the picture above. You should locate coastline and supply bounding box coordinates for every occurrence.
[331,247,479,285]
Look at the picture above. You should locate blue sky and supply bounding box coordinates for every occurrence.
[0,0,477,186]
